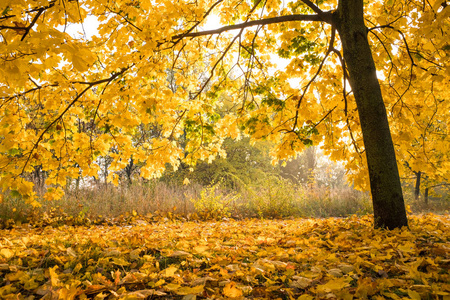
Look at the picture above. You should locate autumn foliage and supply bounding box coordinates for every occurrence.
[0,214,449,299]
[0,0,448,211]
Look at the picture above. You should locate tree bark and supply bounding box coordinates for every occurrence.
[414,171,421,200]
[334,0,408,229]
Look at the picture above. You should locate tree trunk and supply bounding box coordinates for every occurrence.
[305,146,316,186]
[125,158,134,186]
[334,0,408,229]
[414,171,421,200]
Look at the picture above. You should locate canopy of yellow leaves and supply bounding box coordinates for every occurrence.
[0,214,448,299]
[0,0,448,202]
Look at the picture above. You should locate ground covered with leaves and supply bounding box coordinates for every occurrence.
[0,214,449,299]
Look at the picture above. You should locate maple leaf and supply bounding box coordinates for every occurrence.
[223,281,243,298]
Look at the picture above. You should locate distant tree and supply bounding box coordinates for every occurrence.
[280,146,316,185]
[163,137,276,188]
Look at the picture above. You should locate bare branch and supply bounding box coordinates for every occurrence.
[172,13,332,41]
[300,0,333,22]
[309,105,337,134]
[20,7,45,41]
[170,0,225,45]
[192,32,242,100]
[168,110,187,140]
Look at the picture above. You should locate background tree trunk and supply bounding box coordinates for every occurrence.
[305,146,316,186]
[335,0,408,229]
[414,171,421,200]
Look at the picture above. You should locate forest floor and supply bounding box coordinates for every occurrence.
[0,214,449,299]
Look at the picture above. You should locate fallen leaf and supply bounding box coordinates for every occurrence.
[223,281,243,298]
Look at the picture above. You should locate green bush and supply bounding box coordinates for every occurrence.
[190,183,238,220]
[243,175,302,218]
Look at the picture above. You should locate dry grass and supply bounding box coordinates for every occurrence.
[232,176,373,219]
[45,181,200,218]
[1,177,448,227]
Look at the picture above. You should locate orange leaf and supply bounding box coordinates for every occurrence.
[223,281,243,298]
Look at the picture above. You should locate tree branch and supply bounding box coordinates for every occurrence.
[20,7,45,41]
[300,0,333,22]
[171,0,225,45]
[172,13,332,40]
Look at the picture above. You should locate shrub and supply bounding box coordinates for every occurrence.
[190,183,238,220]
[242,175,302,218]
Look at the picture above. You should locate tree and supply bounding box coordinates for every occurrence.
[174,137,277,188]
[280,146,317,185]
[0,0,448,228]
[333,0,407,228]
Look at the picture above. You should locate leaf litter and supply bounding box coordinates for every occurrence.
[0,214,449,299]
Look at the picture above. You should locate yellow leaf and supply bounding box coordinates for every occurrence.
[58,286,79,300]
[49,266,59,287]
[382,291,400,299]
[328,268,343,277]
[152,279,165,287]
[67,247,77,257]
[6,270,26,282]
[408,290,421,300]
[290,277,313,289]
[223,281,243,298]
[164,266,178,277]
[193,245,209,254]
[23,277,40,290]
[0,248,14,259]
[17,180,34,196]
[316,277,352,293]
[121,289,166,299]
[112,257,131,266]
[71,56,86,72]
[94,292,108,299]
[165,283,181,291]
[297,294,314,300]
[176,285,204,295]
[73,263,82,273]
[168,250,190,258]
